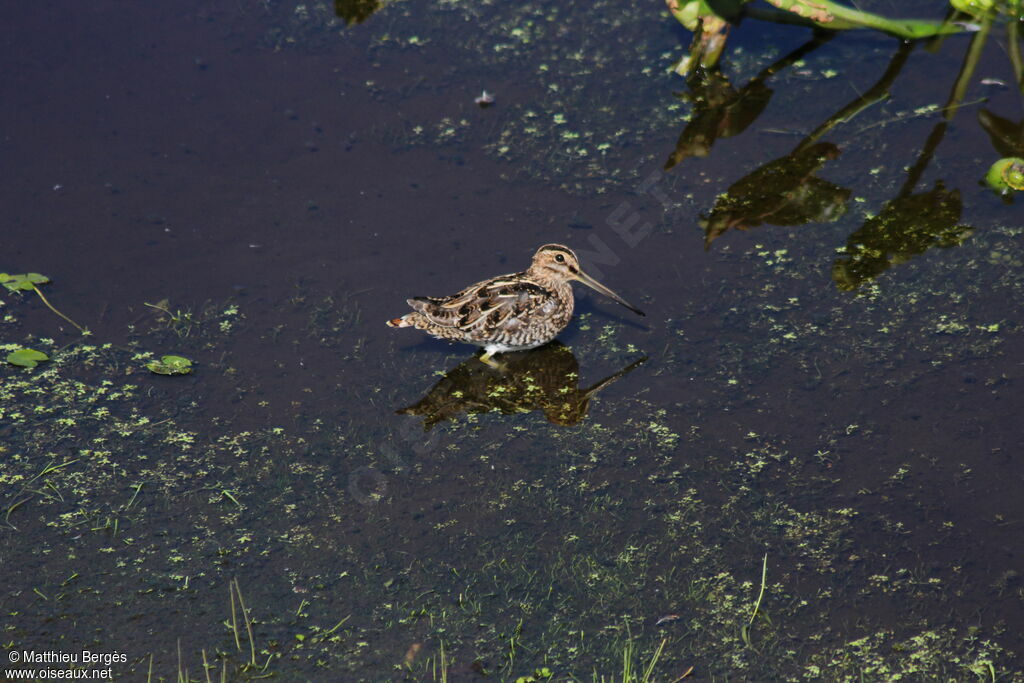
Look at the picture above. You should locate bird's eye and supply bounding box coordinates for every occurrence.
[555,254,565,263]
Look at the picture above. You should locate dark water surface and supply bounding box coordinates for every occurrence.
[2,1,1023,680]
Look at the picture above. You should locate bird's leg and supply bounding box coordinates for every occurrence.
[479,350,507,371]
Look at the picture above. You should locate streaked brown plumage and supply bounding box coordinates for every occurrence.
[387,244,644,365]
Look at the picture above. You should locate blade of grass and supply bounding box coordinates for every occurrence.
[229,581,242,652]
[748,553,768,627]
[4,497,30,529]
[202,649,212,683]
[31,283,84,332]
[641,638,667,682]
[318,615,351,640]
[232,579,257,667]
[124,483,144,511]
[669,665,695,682]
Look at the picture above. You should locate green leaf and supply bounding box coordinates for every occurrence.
[146,355,194,375]
[761,0,966,37]
[6,348,50,368]
[1,272,51,292]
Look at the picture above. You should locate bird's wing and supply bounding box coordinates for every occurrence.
[408,273,554,330]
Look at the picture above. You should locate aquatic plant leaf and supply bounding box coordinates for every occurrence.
[949,0,1020,19]
[146,355,194,375]
[1,272,50,292]
[666,1,745,75]
[766,0,834,23]
[985,157,1024,194]
[6,348,50,368]
[950,0,994,13]
[763,0,963,37]
[666,0,744,32]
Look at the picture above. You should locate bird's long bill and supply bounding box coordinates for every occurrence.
[575,270,645,317]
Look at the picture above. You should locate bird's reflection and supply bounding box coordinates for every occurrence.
[397,342,646,430]
[333,0,383,25]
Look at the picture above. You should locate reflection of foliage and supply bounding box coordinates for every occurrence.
[978,110,1024,157]
[693,42,914,250]
[397,342,644,430]
[669,0,1023,236]
[679,25,995,289]
[832,183,973,292]
[664,69,765,169]
[830,23,992,291]
[701,142,848,249]
[664,37,830,170]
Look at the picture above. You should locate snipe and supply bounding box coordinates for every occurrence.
[387,244,644,366]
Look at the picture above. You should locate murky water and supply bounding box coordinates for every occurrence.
[2,0,1022,680]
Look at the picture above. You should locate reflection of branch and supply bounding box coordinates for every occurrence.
[944,16,991,121]
[751,33,835,82]
[901,15,992,195]
[795,41,914,154]
[1006,15,1022,92]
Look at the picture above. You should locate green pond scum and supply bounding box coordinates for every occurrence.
[3,0,1024,681]
[3,225,1022,678]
